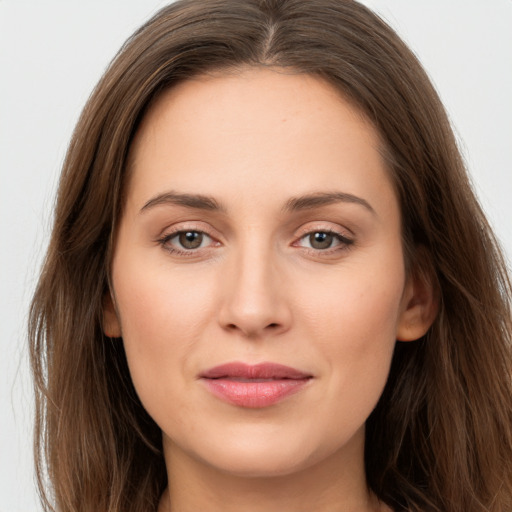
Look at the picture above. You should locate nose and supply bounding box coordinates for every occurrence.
[217,243,292,339]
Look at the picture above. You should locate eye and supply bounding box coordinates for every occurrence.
[159,230,215,253]
[176,231,208,249]
[296,230,353,251]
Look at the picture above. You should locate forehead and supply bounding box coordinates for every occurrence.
[125,67,397,220]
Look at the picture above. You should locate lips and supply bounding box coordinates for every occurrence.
[199,362,312,408]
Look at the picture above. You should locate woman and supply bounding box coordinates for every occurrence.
[29,1,512,511]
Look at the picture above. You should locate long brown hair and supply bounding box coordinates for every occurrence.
[29,1,512,511]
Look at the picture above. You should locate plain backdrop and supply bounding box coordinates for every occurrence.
[1,1,511,510]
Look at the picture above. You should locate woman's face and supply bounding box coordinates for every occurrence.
[105,68,431,479]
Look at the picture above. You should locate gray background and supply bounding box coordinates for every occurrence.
[1,1,511,510]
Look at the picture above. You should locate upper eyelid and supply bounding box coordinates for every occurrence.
[298,230,352,241]
[158,221,219,239]
[156,220,355,244]
[163,229,212,240]
[294,221,354,239]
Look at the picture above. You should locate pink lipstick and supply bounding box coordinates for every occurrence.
[200,362,312,408]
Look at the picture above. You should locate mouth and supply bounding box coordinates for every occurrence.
[199,362,313,408]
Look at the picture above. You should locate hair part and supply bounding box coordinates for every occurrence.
[30,1,512,511]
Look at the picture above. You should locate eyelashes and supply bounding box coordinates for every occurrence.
[156,228,218,257]
[165,230,213,251]
[293,230,353,252]
[156,226,354,258]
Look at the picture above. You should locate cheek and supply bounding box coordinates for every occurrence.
[115,251,217,335]
[296,256,404,408]
[299,256,405,349]
[111,256,218,403]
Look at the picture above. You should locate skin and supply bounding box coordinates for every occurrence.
[104,67,436,512]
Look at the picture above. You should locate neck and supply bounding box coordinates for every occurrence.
[158,433,388,512]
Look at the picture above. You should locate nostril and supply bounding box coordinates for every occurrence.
[224,322,281,335]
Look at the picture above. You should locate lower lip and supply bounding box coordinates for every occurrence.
[202,378,311,408]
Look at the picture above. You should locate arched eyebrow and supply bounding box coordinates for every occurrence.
[140,192,226,214]
[283,192,376,215]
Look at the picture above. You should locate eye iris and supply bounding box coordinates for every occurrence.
[179,231,203,249]
[310,232,333,249]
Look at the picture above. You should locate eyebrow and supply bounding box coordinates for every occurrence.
[283,192,376,215]
[139,190,375,216]
[140,192,226,214]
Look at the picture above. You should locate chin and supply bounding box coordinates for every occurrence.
[183,425,355,480]
[203,446,316,478]
[160,396,368,481]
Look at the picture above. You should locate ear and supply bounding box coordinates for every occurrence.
[102,291,122,338]
[396,256,438,342]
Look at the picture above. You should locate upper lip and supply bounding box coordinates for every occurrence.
[200,362,312,380]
